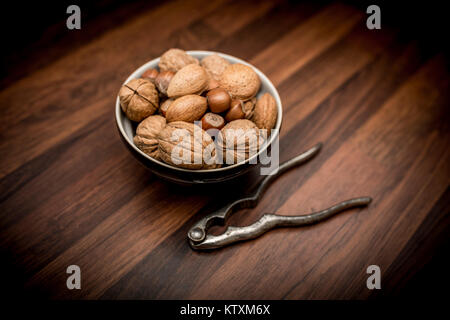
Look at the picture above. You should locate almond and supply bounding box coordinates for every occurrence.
[219,64,261,101]
[167,64,209,98]
[158,48,199,72]
[166,94,207,123]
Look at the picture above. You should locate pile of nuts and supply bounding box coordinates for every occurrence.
[118,48,278,170]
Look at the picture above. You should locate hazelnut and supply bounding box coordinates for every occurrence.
[207,77,220,91]
[159,99,173,117]
[141,68,159,83]
[201,112,225,131]
[155,70,175,96]
[225,99,245,122]
[207,88,231,113]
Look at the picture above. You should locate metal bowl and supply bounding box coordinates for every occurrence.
[115,51,282,184]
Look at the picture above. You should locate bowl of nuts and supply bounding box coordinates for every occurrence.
[115,49,282,184]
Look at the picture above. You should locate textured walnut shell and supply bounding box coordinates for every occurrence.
[217,119,263,164]
[167,64,209,98]
[133,115,166,159]
[252,93,277,130]
[201,54,231,81]
[158,121,217,169]
[166,95,207,123]
[243,97,257,119]
[219,64,261,101]
[119,78,159,122]
[158,48,199,72]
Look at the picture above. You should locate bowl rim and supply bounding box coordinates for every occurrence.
[115,50,283,173]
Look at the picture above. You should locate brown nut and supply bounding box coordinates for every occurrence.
[201,112,225,131]
[166,94,207,123]
[159,99,173,117]
[154,71,175,97]
[201,54,231,81]
[141,68,159,83]
[252,93,277,130]
[119,78,159,122]
[167,64,209,98]
[217,119,263,164]
[133,115,166,159]
[207,77,220,91]
[243,97,256,119]
[158,121,217,169]
[206,88,231,113]
[225,99,245,122]
[220,64,261,100]
[158,48,199,72]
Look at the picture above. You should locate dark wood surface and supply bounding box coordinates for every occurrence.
[1,0,449,300]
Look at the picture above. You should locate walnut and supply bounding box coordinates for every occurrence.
[158,48,199,73]
[158,121,217,169]
[119,78,159,122]
[217,119,263,164]
[133,115,166,159]
[201,54,231,81]
[220,64,261,100]
[243,97,257,119]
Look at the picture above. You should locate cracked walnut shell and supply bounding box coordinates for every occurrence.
[119,78,159,122]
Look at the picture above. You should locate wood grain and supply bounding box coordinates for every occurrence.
[0,0,448,300]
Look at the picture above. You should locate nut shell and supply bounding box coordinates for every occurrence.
[207,77,220,91]
[167,64,209,98]
[217,119,263,164]
[243,97,257,119]
[158,121,217,169]
[158,48,199,72]
[201,112,225,131]
[155,71,175,97]
[141,68,159,83]
[207,88,231,113]
[252,93,277,130]
[133,115,166,159]
[119,78,159,122]
[166,95,207,123]
[225,99,245,122]
[201,54,231,81]
[159,99,173,117]
[220,64,261,100]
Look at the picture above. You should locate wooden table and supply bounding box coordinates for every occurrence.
[1,0,449,300]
